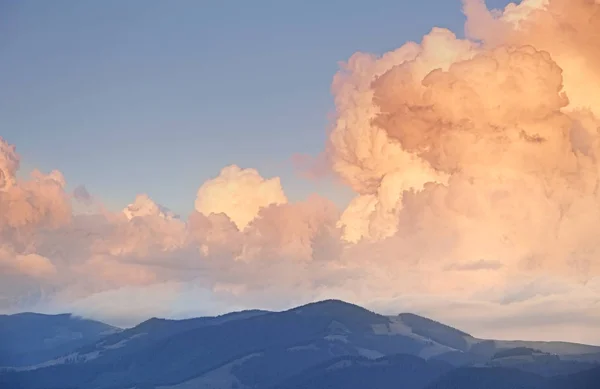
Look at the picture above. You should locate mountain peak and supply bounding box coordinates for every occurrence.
[4,312,72,319]
[291,299,373,314]
[288,299,389,329]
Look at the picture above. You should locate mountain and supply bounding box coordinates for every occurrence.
[547,366,600,389]
[0,300,598,389]
[387,313,600,372]
[396,313,471,351]
[65,309,270,366]
[275,354,453,389]
[424,366,600,389]
[425,366,546,389]
[0,313,118,368]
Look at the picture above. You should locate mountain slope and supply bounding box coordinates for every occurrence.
[397,313,472,352]
[63,309,270,366]
[275,354,452,389]
[425,366,600,389]
[391,313,600,369]
[425,367,546,389]
[0,313,118,368]
[547,366,600,389]
[1,300,599,389]
[0,300,442,389]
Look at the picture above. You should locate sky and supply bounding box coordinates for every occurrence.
[1,0,512,215]
[2,0,600,346]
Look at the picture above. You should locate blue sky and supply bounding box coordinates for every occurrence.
[0,0,514,216]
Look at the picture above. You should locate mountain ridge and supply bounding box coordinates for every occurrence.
[1,299,598,389]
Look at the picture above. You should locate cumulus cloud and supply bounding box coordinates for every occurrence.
[0,137,71,256]
[1,0,600,345]
[0,138,19,191]
[464,0,600,116]
[0,170,71,234]
[195,165,288,230]
[241,194,341,262]
[328,1,600,282]
[0,247,57,279]
[124,194,179,221]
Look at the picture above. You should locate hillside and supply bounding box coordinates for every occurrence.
[0,300,598,389]
[0,313,118,368]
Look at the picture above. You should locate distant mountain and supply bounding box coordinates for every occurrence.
[425,365,600,389]
[0,300,598,389]
[275,354,453,389]
[425,366,546,389]
[0,313,117,368]
[547,366,600,389]
[62,309,269,366]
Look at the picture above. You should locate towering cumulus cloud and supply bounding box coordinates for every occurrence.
[1,0,600,344]
[331,0,600,282]
[0,139,71,234]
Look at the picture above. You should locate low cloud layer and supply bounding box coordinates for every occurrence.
[1,0,600,345]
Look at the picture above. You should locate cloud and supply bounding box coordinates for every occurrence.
[0,138,19,191]
[327,1,600,282]
[194,165,288,230]
[0,168,71,233]
[241,194,341,262]
[124,194,180,221]
[0,247,57,279]
[464,0,600,117]
[445,259,504,272]
[0,137,71,271]
[1,0,600,345]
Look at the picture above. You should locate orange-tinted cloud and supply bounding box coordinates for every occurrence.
[1,0,600,344]
[194,165,288,230]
